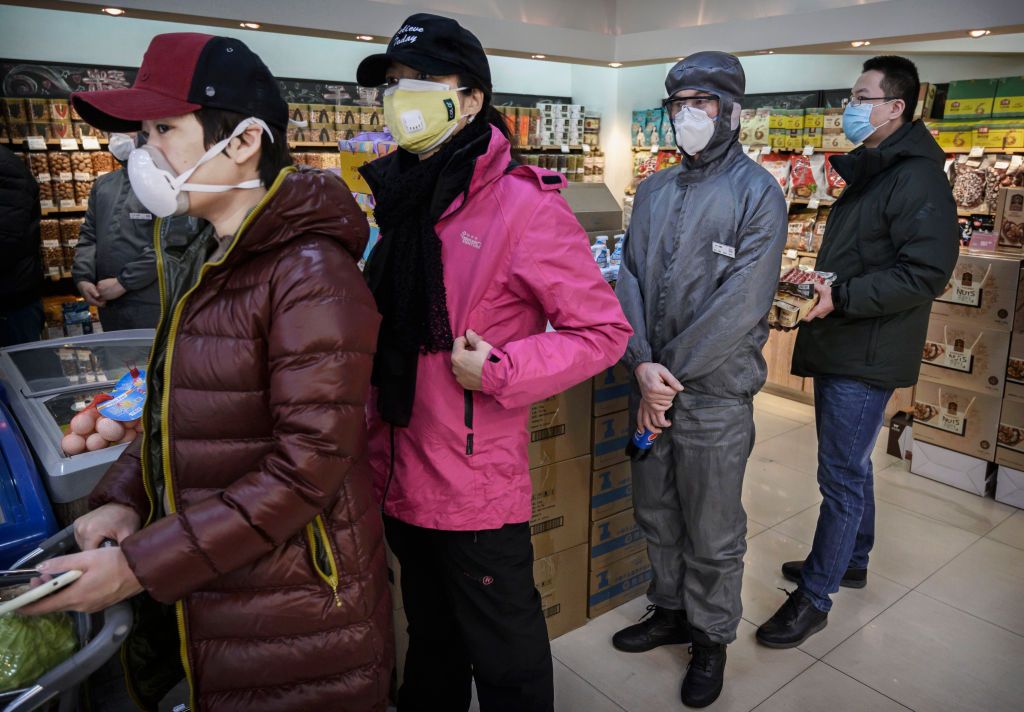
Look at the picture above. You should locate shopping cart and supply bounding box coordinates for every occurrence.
[0,525,132,712]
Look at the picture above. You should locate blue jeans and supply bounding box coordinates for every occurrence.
[799,376,892,613]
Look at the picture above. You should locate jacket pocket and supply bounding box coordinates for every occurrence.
[305,514,342,607]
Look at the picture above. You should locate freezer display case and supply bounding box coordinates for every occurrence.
[0,331,155,519]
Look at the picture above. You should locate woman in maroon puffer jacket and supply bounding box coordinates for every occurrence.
[23,33,392,712]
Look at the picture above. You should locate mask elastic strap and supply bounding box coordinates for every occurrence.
[182,179,263,193]
[172,117,272,190]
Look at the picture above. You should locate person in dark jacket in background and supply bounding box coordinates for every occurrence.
[73,133,204,331]
[0,144,43,346]
[757,56,958,649]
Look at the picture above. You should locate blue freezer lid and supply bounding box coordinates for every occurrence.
[0,397,57,568]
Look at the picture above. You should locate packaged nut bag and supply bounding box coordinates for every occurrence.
[786,210,817,252]
[761,152,791,192]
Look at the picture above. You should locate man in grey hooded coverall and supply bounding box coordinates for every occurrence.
[613,53,787,708]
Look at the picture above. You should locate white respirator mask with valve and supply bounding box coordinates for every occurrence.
[126,117,271,218]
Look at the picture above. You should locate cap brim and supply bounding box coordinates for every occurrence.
[356,49,468,88]
[72,88,203,132]
[356,54,392,88]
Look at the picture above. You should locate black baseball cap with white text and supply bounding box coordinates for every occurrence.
[356,14,491,93]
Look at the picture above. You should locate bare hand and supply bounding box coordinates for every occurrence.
[73,503,141,550]
[637,400,672,435]
[20,547,143,615]
[635,362,683,409]
[803,283,835,321]
[77,281,106,308]
[97,278,127,302]
[452,329,493,391]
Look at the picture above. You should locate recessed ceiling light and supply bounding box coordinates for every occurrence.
[355,35,374,41]
[101,7,125,15]
[851,40,871,47]
[609,62,623,68]
[967,29,991,38]
[531,54,546,59]
[755,50,775,55]
[239,22,261,29]
[676,57,685,61]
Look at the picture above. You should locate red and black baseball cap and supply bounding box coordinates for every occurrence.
[357,14,491,93]
[72,33,288,133]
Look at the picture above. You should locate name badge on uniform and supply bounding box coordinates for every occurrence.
[712,242,736,259]
[129,212,153,221]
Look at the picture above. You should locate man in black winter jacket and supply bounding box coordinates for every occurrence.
[757,56,958,648]
[0,145,43,346]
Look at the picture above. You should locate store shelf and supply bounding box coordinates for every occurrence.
[289,141,339,148]
[41,206,87,215]
[4,138,108,148]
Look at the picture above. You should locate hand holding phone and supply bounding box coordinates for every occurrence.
[0,570,83,616]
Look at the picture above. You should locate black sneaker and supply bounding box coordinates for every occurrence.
[680,640,726,708]
[612,605,690,652]
[756,589,828,649]
[781,560,867,589]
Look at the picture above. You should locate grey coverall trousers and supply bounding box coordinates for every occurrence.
[631,394,754,644]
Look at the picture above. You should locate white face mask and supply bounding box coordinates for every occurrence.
[673,107,716,156]
[108,133,136,163]
[127,117,272,218]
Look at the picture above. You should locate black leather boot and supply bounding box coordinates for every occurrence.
[680,630,726,709]
[612,605,690,652]
[781,559,867,589]
[756,589,829,648]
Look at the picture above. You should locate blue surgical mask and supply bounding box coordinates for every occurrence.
[842,100,895,145]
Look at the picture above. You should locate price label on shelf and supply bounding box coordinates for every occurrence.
[581,144,591,153]
[81,136,101,150]
[808,198,821,210]
[59,172,73,182]
[59,199,76,209]
[27,136,47,151]
[785,249,799,259]
[37,172,51,183]
[60,138,79,151]
[760,145,771,155]
[74,172,92,182]
[39,200,54,210]
[560,144,570,153]
[969,146,985,158]
[802,145,814,156]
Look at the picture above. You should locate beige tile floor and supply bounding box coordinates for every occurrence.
[513,392,1023,712]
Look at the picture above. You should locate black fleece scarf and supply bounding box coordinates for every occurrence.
[366,117,492,427]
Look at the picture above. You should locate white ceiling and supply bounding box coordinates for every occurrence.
[11,0,1024,64]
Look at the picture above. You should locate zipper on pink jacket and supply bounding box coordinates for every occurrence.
[464,389,474,455]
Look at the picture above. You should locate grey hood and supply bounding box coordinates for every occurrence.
[666,51,745,169]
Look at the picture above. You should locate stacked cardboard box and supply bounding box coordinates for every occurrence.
[588,364,651,617]
[912,251,1022,497]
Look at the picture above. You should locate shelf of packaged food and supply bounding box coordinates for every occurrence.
[957,208,995,218]
[630,146,854,153]
[289,141,340,148]
[788,197,837,207]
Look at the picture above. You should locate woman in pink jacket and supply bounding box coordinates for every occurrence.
[357,13,631,712]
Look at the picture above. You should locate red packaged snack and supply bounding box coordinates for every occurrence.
[789,154,818,199]
[823,153,847,199]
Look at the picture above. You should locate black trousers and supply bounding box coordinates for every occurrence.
[385,516,554,712]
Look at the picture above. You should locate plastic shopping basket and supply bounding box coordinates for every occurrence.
[0,526,132,712]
